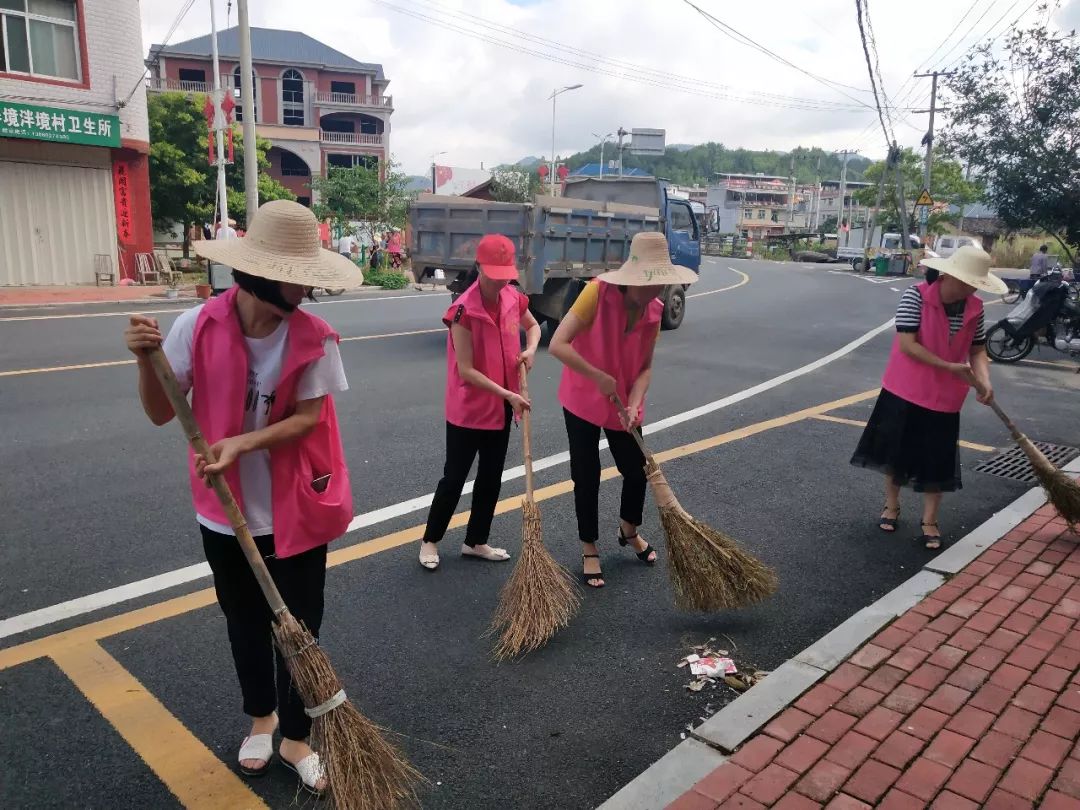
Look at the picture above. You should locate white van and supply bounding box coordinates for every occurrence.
[935,235,982,258]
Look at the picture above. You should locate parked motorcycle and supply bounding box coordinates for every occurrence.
[986,269,1080,363]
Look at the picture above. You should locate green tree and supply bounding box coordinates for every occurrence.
[489,168,538,202]
[853,147,982,235]
[147,92,294,240]
[310,162,410,244]
[940,16,1080,262]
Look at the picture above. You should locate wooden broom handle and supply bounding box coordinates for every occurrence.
[145,347,289,618]
[613,394,655,463]
[519,363,535,501]
[972,379,1024,441]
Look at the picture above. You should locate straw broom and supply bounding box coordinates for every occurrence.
[145,348,420,809]
[614,397,778,613]
[490,363,581,659]
[983,393,1080,529]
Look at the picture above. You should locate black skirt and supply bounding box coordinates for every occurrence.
[850,388,962,493]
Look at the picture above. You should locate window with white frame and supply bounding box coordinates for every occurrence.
[232,65,257,122]
[281,68,304,126]
[0,0,80,81]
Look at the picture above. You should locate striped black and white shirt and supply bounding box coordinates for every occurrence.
[895,286,986,345]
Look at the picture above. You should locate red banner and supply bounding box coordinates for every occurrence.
[113,160,133,246]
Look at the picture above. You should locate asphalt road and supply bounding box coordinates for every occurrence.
[1,259,1077,809]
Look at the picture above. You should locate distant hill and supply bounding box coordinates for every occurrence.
[514,143,872,186]
[514,156,543,169]
[405,175,431,193]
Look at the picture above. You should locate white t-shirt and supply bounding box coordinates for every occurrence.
[216,225,238,240]
[337,234,356,256]
[163,304,349,537]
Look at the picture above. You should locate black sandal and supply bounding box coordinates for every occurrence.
[879,504,900,533]
[582,554,605,588]
[619,528,657,565]
[919,522,942,550]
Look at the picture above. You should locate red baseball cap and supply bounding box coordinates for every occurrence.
[476,234,518,281]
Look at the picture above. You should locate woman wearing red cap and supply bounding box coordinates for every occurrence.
[418,234,542,570]
[550,231,698,588]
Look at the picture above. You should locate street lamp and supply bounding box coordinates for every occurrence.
[431,150,447,193]
[548,84,583,195]
[593,131,613,179]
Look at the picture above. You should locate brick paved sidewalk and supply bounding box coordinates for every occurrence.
[670,504,1080,810]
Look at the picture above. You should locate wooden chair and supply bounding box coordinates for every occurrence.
[154,251,177,284]
[135,252,160,285]
[94,254,116,286]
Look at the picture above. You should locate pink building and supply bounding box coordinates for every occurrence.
[146,27,392,207]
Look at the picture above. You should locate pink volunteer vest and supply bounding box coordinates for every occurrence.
[558,280,663,431]
[189,287,353,558]
[881,281,983,414]
[443,281,527,430]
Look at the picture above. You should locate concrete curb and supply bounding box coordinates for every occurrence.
[597,474,1059,810]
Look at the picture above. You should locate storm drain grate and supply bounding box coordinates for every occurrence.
[974,442,1080,483]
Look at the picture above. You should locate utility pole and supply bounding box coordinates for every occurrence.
[787,153,796,229]
[811,155,822,231]
[892,140,910,253]
[616,127,628,177]
[237,0,258,219]
[836,149,857,247]
[209,0,228,239]
[912,70,954,239]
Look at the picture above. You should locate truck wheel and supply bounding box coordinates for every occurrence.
[851,257,866,273]
[661,286,686,330]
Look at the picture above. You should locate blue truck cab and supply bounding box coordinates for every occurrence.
[408,176,701,330]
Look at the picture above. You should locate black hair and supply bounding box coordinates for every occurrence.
[1040,244,1049,252]
[463,262,481,288]
[924,267,940,284]
[231,269,313,312]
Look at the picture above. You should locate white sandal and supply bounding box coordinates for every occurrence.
[281,751,327,796]
[419,547,440,570]
[461,543,511,561]
[238,733,274,777]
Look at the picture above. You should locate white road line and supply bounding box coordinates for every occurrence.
[0,293,436,323]
[0,317,895,641]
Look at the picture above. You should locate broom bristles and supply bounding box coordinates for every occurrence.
[274,613,423,809]
[1017,436,1080,530]
[658,505,778,613]
[490,500,581,660]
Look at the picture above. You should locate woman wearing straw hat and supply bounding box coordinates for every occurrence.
[123,200,363,794]
[852,245,1008,549]
[550,231,698,587]
[418,233,542,570]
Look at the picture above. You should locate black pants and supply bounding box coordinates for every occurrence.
[563,408,647,543]
[422,406,512,546]
[201,526,327,741]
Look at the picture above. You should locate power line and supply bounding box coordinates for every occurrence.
[370,0,887,112]
[680,0,880,111]
[404,0,864,109]
[853,0,892,148]
[122,0,197,106]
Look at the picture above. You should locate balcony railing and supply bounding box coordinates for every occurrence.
[313,91,393,109]
[146,77,216,93]
[320,131,383,146]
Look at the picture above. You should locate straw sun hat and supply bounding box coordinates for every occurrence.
[194,200,364,290]
[598,231,699,286]
[921,244,1008,295]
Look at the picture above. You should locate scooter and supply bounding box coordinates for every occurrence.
[986,269,1080,363]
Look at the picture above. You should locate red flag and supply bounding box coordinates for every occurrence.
[434,165,454,190]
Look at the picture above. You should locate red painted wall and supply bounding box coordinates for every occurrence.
[112,145,153,280]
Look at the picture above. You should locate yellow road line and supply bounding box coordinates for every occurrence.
[0,307,193,323]
[1019,358,1079,370]
[52,642,266,809]
[0,329,446,378]
[0,388,878,671]
[687,268,750,298]
[809,413,997,452]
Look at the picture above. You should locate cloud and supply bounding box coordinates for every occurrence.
[138,0,1052,176]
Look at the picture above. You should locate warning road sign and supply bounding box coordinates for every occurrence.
[916,189,934,206]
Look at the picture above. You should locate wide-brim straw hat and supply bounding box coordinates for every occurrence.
[597,231,699,286]
[194,200,364,290]
[922,245,1008,295]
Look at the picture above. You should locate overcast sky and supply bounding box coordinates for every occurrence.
[139,0,1079,176]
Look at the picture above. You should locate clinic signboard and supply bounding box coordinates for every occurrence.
[0,101,121,148]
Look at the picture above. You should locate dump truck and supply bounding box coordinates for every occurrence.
[408,176,701,330]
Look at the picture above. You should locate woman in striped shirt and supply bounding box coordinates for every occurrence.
[851,246,1006,550]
